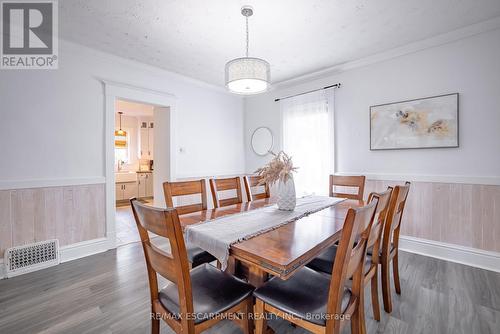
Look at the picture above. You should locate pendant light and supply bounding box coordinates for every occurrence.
[115,112,127,148]
[225,6,270,95]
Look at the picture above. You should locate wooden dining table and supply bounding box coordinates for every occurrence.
[179,197,364,288]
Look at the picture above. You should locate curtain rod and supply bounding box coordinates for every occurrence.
[274,83,341,102]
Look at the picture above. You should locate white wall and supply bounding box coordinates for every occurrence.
[0,39,245,186]
[244,28,500,181]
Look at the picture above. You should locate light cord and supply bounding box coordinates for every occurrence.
[245,15,249,57]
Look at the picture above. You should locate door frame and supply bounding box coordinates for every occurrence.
[103,80,177,249]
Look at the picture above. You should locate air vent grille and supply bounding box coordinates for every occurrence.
[4,239,59,278]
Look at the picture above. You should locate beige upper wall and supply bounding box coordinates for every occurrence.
[0,39,245,186]
[244,28,500,183]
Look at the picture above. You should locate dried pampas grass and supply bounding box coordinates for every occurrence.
[255,151,298,185]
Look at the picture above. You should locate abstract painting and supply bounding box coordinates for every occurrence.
[370,93,459,150]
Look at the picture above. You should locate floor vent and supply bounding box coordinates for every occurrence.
[4,239,60,278]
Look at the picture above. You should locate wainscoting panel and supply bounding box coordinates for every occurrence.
[364,180,500,253]
[0,183,106,258]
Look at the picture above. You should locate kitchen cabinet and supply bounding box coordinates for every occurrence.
[137,172,153,198]
[116,182,138,201]
[145,172,154,197]
[139,120,154,159]
[115,184,123,201]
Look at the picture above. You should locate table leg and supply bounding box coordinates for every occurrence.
[248,264,267,288]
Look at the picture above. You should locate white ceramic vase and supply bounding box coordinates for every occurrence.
[277,177,296,211]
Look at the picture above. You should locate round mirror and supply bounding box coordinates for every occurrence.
[251,127,274,156]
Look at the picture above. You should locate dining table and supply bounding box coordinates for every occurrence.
[178,197,365,288]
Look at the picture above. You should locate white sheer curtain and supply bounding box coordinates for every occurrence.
[281,88,334,196]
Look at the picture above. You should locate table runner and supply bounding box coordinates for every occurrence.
[185,196,346,269]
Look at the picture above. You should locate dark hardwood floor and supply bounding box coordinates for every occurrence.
[1,241,499,334]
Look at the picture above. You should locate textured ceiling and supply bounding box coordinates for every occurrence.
[60,0,500,86]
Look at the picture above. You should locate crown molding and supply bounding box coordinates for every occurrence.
[273,16,500,89]
[61,39,231,95]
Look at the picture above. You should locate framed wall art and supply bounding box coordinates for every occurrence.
[370,93,459,150]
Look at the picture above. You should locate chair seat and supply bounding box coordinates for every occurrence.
[158,264,254,324]
[306,245,371,275]
[253,267,352,326]
[186,245,216,268]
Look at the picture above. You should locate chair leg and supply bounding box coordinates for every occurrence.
[393,252,401,295]
[240,298,254,334]
[151,318,160,334]
[359,288,367,334]
[371,269,381,321]
[254,298,267,334]
[350,303,361,334]
[381,259,393,313]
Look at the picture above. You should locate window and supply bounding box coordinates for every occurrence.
[281,89,334,196]
[114,130,130,164]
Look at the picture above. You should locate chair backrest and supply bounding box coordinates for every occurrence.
[329,175,366,200]
[163,179,207,215]
[382,182,411,258]
[209,177,243,208]
[130,198,194,330]
[326,199,378,332]
[366,188,393,263]
[243,175,270,201]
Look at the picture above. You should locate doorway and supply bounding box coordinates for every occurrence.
[104,81,177,249]
[114,100,156,245]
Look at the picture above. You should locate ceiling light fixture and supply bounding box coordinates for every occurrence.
[225,6,270,95]
[115,112,127,148]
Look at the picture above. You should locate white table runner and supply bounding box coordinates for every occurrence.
[185,196,346,269]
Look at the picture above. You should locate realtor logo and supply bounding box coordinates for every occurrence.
[1,0,58,69]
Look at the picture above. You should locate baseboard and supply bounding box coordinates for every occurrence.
[3,235,498,278]
[0,238,112,280]
[59,237,112,263]
[0,259,5,279]
[399,235,500,273]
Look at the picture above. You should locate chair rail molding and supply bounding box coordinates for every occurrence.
[0,177,105,191]
[335,172,500,186]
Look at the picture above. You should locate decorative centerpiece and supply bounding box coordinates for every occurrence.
[256,151,298,210]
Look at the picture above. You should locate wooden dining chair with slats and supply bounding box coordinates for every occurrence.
[253,199,379,334]
[306,188,392,323]
[209,177,243,208]
[362,188,392,321]
[380,182,411,313]
[330,175,366,200]
[163,180,216,268]
[130,198,254,334]
[243,175,270,202]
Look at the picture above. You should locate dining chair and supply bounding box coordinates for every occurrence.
[209,177,243,208]
[306,188,392,322]
[130,198,254,334]
[253,199,379,334]
[243,175,270,201]
[330,175,366,200]
[163,180,216,268]
[380,182,411,313]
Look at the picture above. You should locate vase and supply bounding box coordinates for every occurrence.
[277,177,296,211]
